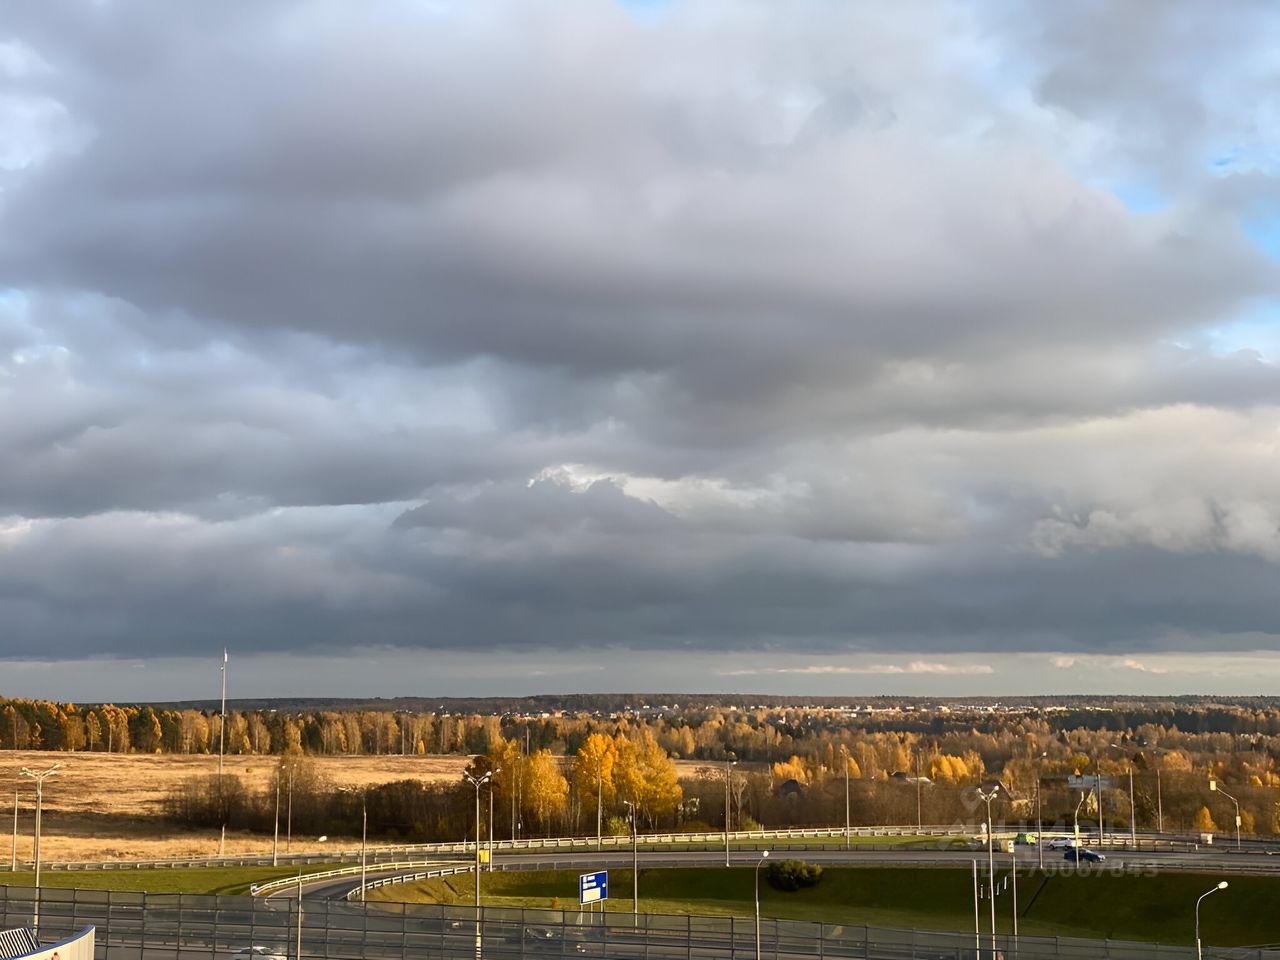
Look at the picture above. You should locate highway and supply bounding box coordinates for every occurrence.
[271,842,1280,904]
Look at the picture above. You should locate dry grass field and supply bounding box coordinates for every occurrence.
[0,750,473,862]
[1,751,712,863]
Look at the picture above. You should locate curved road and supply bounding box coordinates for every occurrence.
[282,843,1276,902]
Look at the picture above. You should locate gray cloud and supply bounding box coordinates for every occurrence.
[0,1,1278,691]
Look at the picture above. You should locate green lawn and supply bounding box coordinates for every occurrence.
[0,862,354,896]
[372,866,1280,947]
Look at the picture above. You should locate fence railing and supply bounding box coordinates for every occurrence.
[32,824,971,872]
[0,885,1273,960]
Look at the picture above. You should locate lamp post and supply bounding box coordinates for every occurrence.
[971,860,980,957]
[623,799,639,918]
[754,851,770,960]
[19,764,60,909]
[360,795,368,898]
[1157,768,1164,834]
[595,754,604,852]
[724,755,737,867]
[1208,780,1242,850]
[841,746,850,850]
[488,768,501,872]
[219,648,228,856]
[1073,791,1087,847]
[1093,753,1104,848]
[286,765,294,854]
[295,835,328,960]
[462,770,494,906]
[1035,751,1046,871]
[272,778,280,867]
[10,787,16,872]
[1195,881,1228,960]
[976,785,999,958]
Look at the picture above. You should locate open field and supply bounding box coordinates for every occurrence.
[372,866,1280,947]
[0,751,710,863]
[0,750,471,862]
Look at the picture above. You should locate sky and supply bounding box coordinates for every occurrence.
[2,1,1280,701]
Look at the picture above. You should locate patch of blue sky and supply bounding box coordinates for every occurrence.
[1200,299,1280,363]
[615,0,669,21]
[1243,216,1280,260]
[1108,180,1169,214]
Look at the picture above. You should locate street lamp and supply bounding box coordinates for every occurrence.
[724,755,738,867]
[488,768,501,872]
[219,648,228,856]
[754,851,770,960]
[19,764,60,898]
[10,786,17,872]
[339,787,369,902]
[622,799,639,918]
[1208,783,1239,849]
[1195,881,1228,960]
[840,746,850,850]
[1208,780,1242,850]
[462,770,494,905]
[1073,791,1087,846]
[976,785,1000,959]
[295,835,327,960]
[1030,751,1047,870]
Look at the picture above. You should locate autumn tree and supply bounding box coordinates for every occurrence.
[523,749,569,835]
[573,734,617,839]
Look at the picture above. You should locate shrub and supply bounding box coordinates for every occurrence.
[765,859,823,892]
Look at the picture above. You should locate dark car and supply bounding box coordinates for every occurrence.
[1064,847,1105,863]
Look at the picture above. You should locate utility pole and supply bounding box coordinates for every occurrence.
[219,648,228,856]
[623,799,639,919]
[10,787,17,872]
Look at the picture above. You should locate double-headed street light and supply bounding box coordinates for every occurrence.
[462,770,496,907]
[1208,780,1242,850]
[975,785,1000,959]
[754,850,770,960]
[19,764,61,894]
[1195,881,1228,960]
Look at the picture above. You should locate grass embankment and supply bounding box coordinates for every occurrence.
[0,862,353,896]
[371,867,1280,947]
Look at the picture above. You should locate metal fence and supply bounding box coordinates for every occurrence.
[0,886,1274,960]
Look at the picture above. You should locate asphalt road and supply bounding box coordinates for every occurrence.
[280,842,1277,904]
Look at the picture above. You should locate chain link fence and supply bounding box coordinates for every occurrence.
[0,886,1274,960]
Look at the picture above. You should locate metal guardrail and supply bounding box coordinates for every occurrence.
[251,860,470,898]
[0,884,1275,960]
[30,823,970,871]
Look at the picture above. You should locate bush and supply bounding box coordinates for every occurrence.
[765,859,823,892]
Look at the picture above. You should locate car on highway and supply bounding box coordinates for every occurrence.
[1044,836,1077,850]
[229,947,287,960]
[1063,847,1106,863]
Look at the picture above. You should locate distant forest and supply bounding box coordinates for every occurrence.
[6,694,1280,840]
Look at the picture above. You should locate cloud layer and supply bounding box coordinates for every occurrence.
[1,1,1279,693]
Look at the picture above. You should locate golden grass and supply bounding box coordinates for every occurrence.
[0,750,473,863]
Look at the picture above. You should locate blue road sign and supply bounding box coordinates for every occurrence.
[579,870,608,905]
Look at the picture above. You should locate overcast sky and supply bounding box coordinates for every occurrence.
[2,1,1280,701]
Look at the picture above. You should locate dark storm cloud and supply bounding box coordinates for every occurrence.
[1,0,1279,679]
